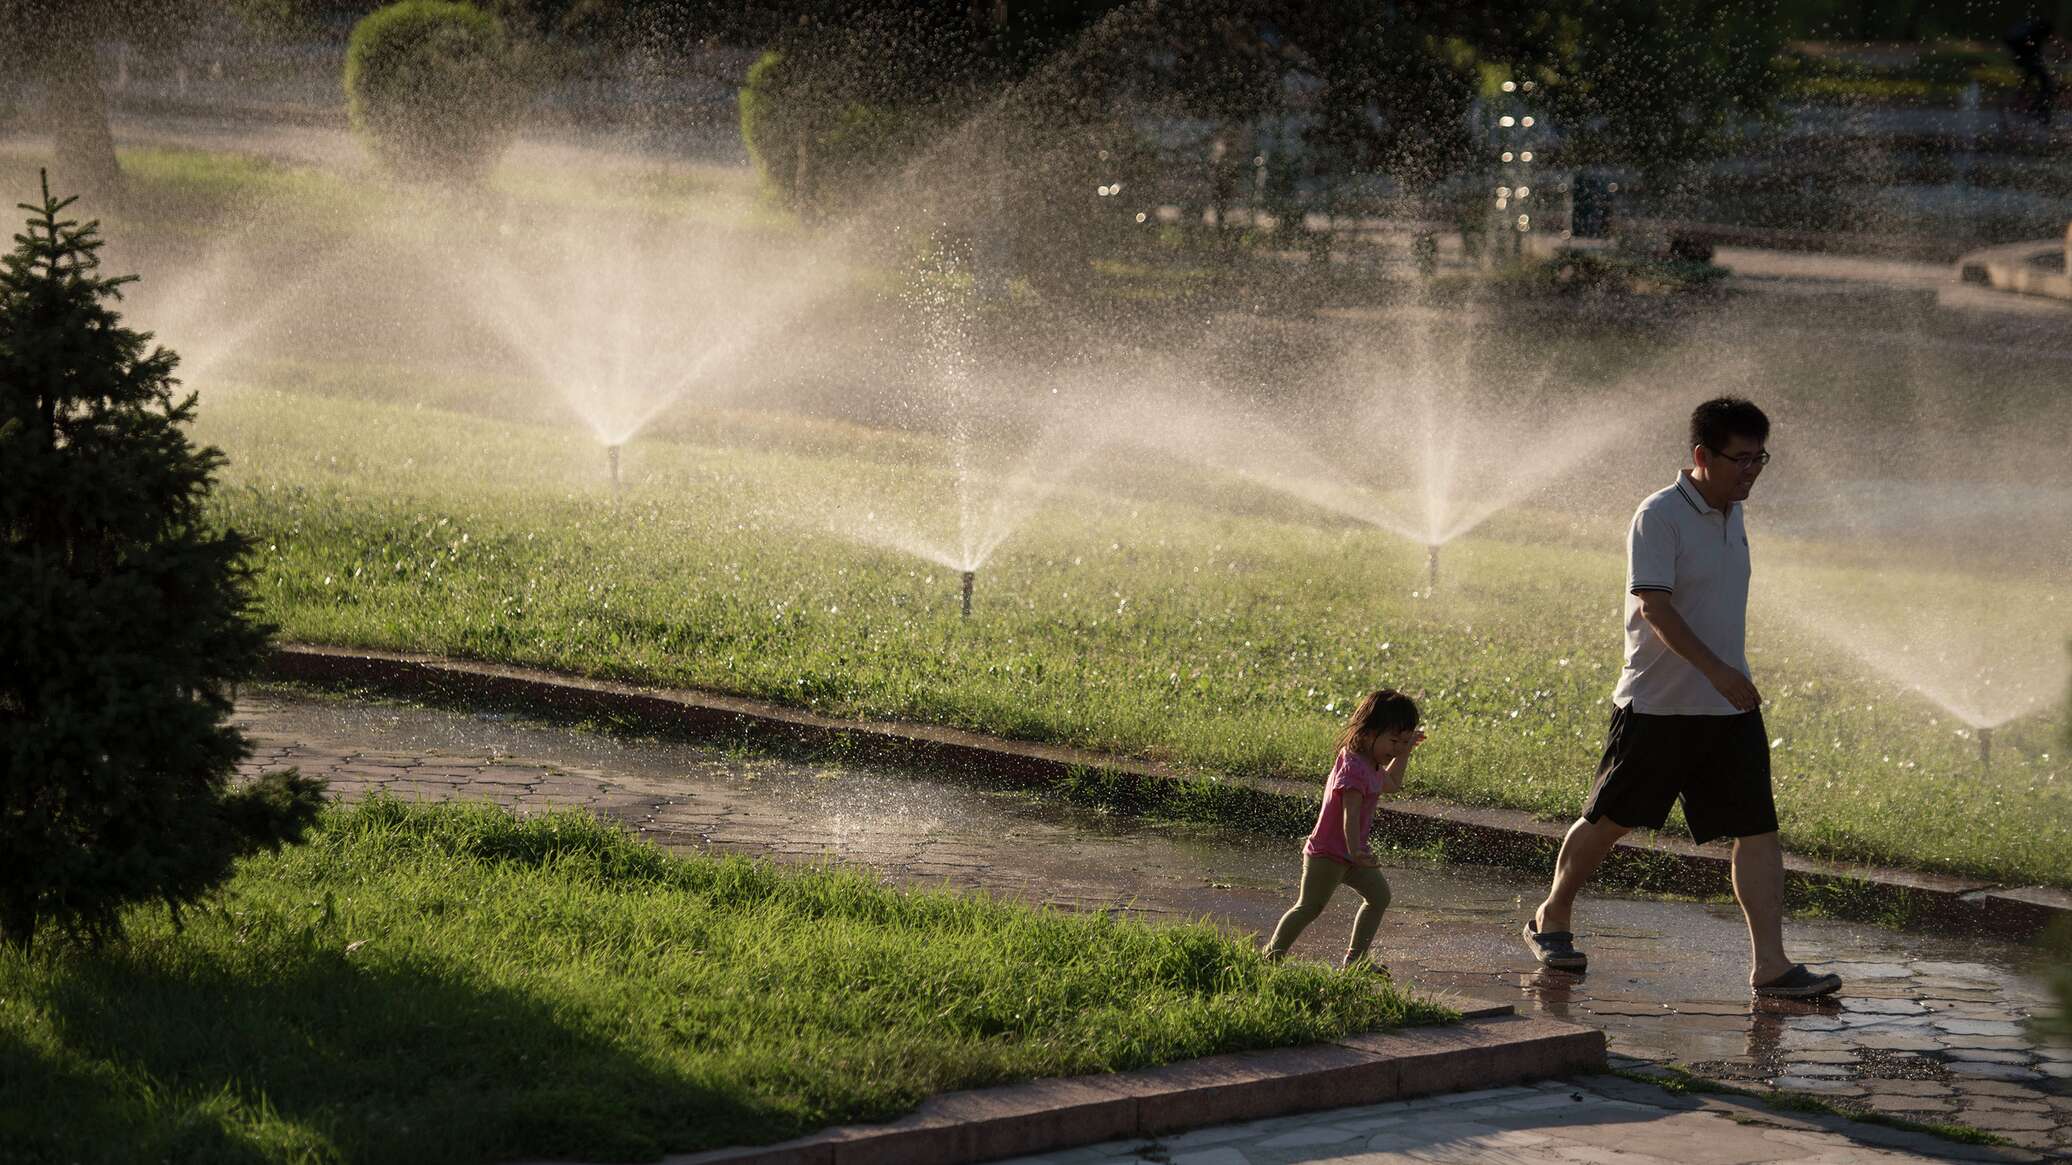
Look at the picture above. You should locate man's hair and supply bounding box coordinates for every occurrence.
[1690,397,1769,453]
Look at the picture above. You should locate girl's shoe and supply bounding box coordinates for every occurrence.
[1340,956,1390,977]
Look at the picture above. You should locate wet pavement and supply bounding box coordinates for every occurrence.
[234,689,2072,1158]
[992,1075,2033,1164]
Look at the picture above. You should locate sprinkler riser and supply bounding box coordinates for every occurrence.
[1426,545,1440,593]
[607,444,622,490]
[961,570,975,619]
[1978,727,1992,769]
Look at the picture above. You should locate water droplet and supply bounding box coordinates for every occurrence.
[1521,116,1535,127]
[1502,80,1517,92]
[1499,116,1516,127]
[1520,150,1534,162]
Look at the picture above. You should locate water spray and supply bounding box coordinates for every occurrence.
[961,570,975,619]
[606,444,622,491]
[1978,727,1992,769]
[1426,544,1440,593]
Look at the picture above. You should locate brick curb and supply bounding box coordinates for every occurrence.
[505,1011,1602,1165]
[260,644,2072,941]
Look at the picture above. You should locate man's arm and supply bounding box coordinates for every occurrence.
[1636,590,1760,710]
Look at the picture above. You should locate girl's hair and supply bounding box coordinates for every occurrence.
[1335,689,1420,760]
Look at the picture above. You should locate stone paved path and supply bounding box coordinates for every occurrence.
[234,690,2072,1160]
[991,1075,2030,1164]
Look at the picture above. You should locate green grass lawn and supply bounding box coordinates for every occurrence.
[0,799,1439,1164]
[189,382,2071,889]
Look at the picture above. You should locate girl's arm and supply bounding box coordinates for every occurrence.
[1376,731,1424,795]
[1341,789,1378,864]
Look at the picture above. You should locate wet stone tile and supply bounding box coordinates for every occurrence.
[1953,1079,2046,1096]
[1787,1050,1862,1065]
[1861,1079,1955,1097]
[1922,1011,2022,1028]
[1817,962,1913,980]
[1780,1063,1857,1079]
[1910,961,2004,979]
[1770,1077,1865,1095]
[1961,1109,2057,1132]
[1937,1034,2035,1050]
[1965,1096,2052,1113]
[1945,1061,2044,1082]
[1865,1094,1955,1115]
[1841,998,1926,1015]
[1938,1049,2036,1065]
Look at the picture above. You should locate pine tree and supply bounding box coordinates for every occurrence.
[0,172,326,952]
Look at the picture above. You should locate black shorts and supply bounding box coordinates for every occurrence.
[1583,705,1778,845]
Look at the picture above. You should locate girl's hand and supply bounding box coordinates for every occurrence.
[1355,850,1382,868]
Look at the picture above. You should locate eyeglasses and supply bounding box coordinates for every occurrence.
[1708,447,1771,468]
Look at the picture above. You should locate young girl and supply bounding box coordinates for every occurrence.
[1263,689,1424,970]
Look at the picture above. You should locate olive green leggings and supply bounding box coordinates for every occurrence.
[1263,852,1392,960]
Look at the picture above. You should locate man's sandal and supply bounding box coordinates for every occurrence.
[1753,964,1843,999]
[1521,921,1587,972]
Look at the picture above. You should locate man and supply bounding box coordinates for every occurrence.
[1522,398,1841,999]
[2006,17,2057,127]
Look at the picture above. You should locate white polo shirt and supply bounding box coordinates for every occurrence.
[1611,471,1751,715]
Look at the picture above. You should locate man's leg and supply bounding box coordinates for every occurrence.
[1731,831,1794,986]
[1535,815,1631,934]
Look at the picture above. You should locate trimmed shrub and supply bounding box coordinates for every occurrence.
[739,49,908,219]
[0,174,327,952]
[345,1,524,181]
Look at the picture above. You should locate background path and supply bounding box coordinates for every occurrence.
[235,689,2072,1158]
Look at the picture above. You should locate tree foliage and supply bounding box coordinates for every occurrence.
[1522,0,1786,180]
[0,174,326,952]
[345,0,526,181]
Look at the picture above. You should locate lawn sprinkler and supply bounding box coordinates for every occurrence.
[1978,726,1992,769]
[606,443,622,491]
[961,569,975,619]
[1426,544,1440,593]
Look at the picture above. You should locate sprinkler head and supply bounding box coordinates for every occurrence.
[961,570,975,619]
[606,443,622,490]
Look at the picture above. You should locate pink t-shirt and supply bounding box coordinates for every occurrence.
[1304,748,1388,864]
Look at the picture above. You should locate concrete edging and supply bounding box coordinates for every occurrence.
[520,1011,1602,1165]
[259,644,2072,941]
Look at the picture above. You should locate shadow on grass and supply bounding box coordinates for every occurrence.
[3,938,776,1165]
